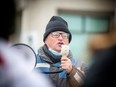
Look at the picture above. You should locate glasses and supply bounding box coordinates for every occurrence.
[51,32,69,39]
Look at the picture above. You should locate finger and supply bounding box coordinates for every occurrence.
[61,61,66,64]
[61,57,68,61]
[61,56,68,59]
[61,64,68,69]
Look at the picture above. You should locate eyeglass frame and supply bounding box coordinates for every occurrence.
[50,31,69,39]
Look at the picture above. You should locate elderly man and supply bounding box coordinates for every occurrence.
[36,16,87,87]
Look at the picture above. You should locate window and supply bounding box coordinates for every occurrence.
[59,13,110,33]
[85,16,110,33]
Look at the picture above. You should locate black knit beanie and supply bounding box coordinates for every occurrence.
[43,16,72,43]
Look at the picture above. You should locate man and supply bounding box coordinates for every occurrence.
[0,0,53,87]
[36,16,87,87]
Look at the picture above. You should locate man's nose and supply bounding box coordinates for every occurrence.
[58,35,63,39]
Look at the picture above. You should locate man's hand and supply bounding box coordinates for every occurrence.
[61,56,72,73]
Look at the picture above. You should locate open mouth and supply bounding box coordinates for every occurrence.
[58,42,64,47]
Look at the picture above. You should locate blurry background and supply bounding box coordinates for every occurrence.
[10,0,115,63]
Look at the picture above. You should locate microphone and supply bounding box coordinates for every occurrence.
[60,45,69,72]
[61,45,69,56]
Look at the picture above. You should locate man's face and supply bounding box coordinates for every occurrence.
[45,31,69,52]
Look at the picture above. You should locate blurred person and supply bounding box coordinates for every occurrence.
[81,17,116,87]
[0,0,53,87]
[35,16,88,87]
[87,17,116,64]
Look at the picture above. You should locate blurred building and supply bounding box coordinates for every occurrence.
[10,0,115,62]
